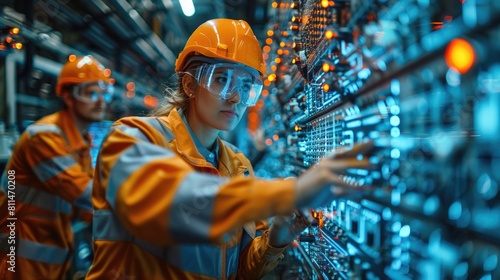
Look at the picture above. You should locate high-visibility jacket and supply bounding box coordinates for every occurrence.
[0,109,94,280]
[86,108,297,280]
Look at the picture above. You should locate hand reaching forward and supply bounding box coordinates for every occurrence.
[268,210,312,248]
[295,141,375,208]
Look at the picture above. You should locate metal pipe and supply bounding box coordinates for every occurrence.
[5,53,17,131]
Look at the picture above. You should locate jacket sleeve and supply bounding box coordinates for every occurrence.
[99,117,297,245]
[24,130,93,212]
[230,141,286,278]
[238,229,287,279]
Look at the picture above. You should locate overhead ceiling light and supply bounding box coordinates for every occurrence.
[179,0,195,17]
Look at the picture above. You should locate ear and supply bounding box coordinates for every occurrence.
[181,74,196,97]
[61,91,74,108]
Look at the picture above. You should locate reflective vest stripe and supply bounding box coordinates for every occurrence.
[32,155,77,183]
[109,125,151,142]
[139,117,175,142]
[93,209,239,278]
[105,142,175,209]
[26,124,62,138]
[0,179,71,214]
[168,172,227,243]
[18,238,70,265]
[0,233,69,265]
[73,180,93,211]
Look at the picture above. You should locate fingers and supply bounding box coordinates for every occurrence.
[271,210,311,237]
[297,208,316,224]
[318,158,372,171]
[327,172,393,197]
[327,140,375,159]
[325,168,374,187]
[288,210,312,233]
[293,209,306,219]
[293,209,313,225]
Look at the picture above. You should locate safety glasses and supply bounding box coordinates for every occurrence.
[190,62,263,107]
[72,81,114,104]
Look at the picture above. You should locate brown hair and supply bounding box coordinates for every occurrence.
[150,73,191,117]
[150,60,204,117]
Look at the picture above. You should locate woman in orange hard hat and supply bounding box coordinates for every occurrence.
[0,55,113,279]
[87,19,372,280]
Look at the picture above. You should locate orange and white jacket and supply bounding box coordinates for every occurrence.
[0,109,94,280]
[86,108,297,280]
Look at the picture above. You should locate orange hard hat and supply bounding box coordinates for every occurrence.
[175,18,266,75]
[56,55,111,95]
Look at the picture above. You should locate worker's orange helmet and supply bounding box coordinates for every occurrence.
[175,18,266,75]
[56,55,111,95]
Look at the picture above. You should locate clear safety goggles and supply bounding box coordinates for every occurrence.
[189,62,263,107]
[72,80,114,104]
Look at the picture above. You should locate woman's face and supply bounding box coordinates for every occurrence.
[187,63,260,132]
[190,80,248,132]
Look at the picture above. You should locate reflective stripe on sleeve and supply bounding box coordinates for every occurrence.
[93,209,171,261]
[0,233,69,265]
[18,238,70,265]
[32,155,77,183]
[92,209,229,278]
[26,124,62,138]
[106,142,175,208]
[73,180,93,211]
[1,183,71,213]
[93,209,132,241]
[139,117,175,142]
[109,125,151,142]
[111,118,175,143]
[169,172,228,243]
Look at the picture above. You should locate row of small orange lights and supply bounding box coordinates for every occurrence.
[247,92,267,131]
[259,1,340,135]
[255,3,303,134]
[8,27,19,35]
[1,27,22,51]
[262,27,282,96]
[126,81,135,98]
[250,24,289,132]
[271,2,290,9]
[125,81,158,107]
[265,134,280,147]
[316,39,476,92]
[260,1,335,142]
[321,0,335,8]
[272,0,334,10]
[267,29,290,37]
[0,41,22,50]
[261,1,473,133]
[262,26,298,87]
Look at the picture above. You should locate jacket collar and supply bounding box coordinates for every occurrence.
[178,109,219,168]
[166,109,206,164]
[57,109,91,151]
[165,108,248,176]
[217,138,251,177]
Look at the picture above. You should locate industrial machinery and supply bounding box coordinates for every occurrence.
[254,0,500,279]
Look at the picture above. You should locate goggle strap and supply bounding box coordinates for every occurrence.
[194,64,205,82]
